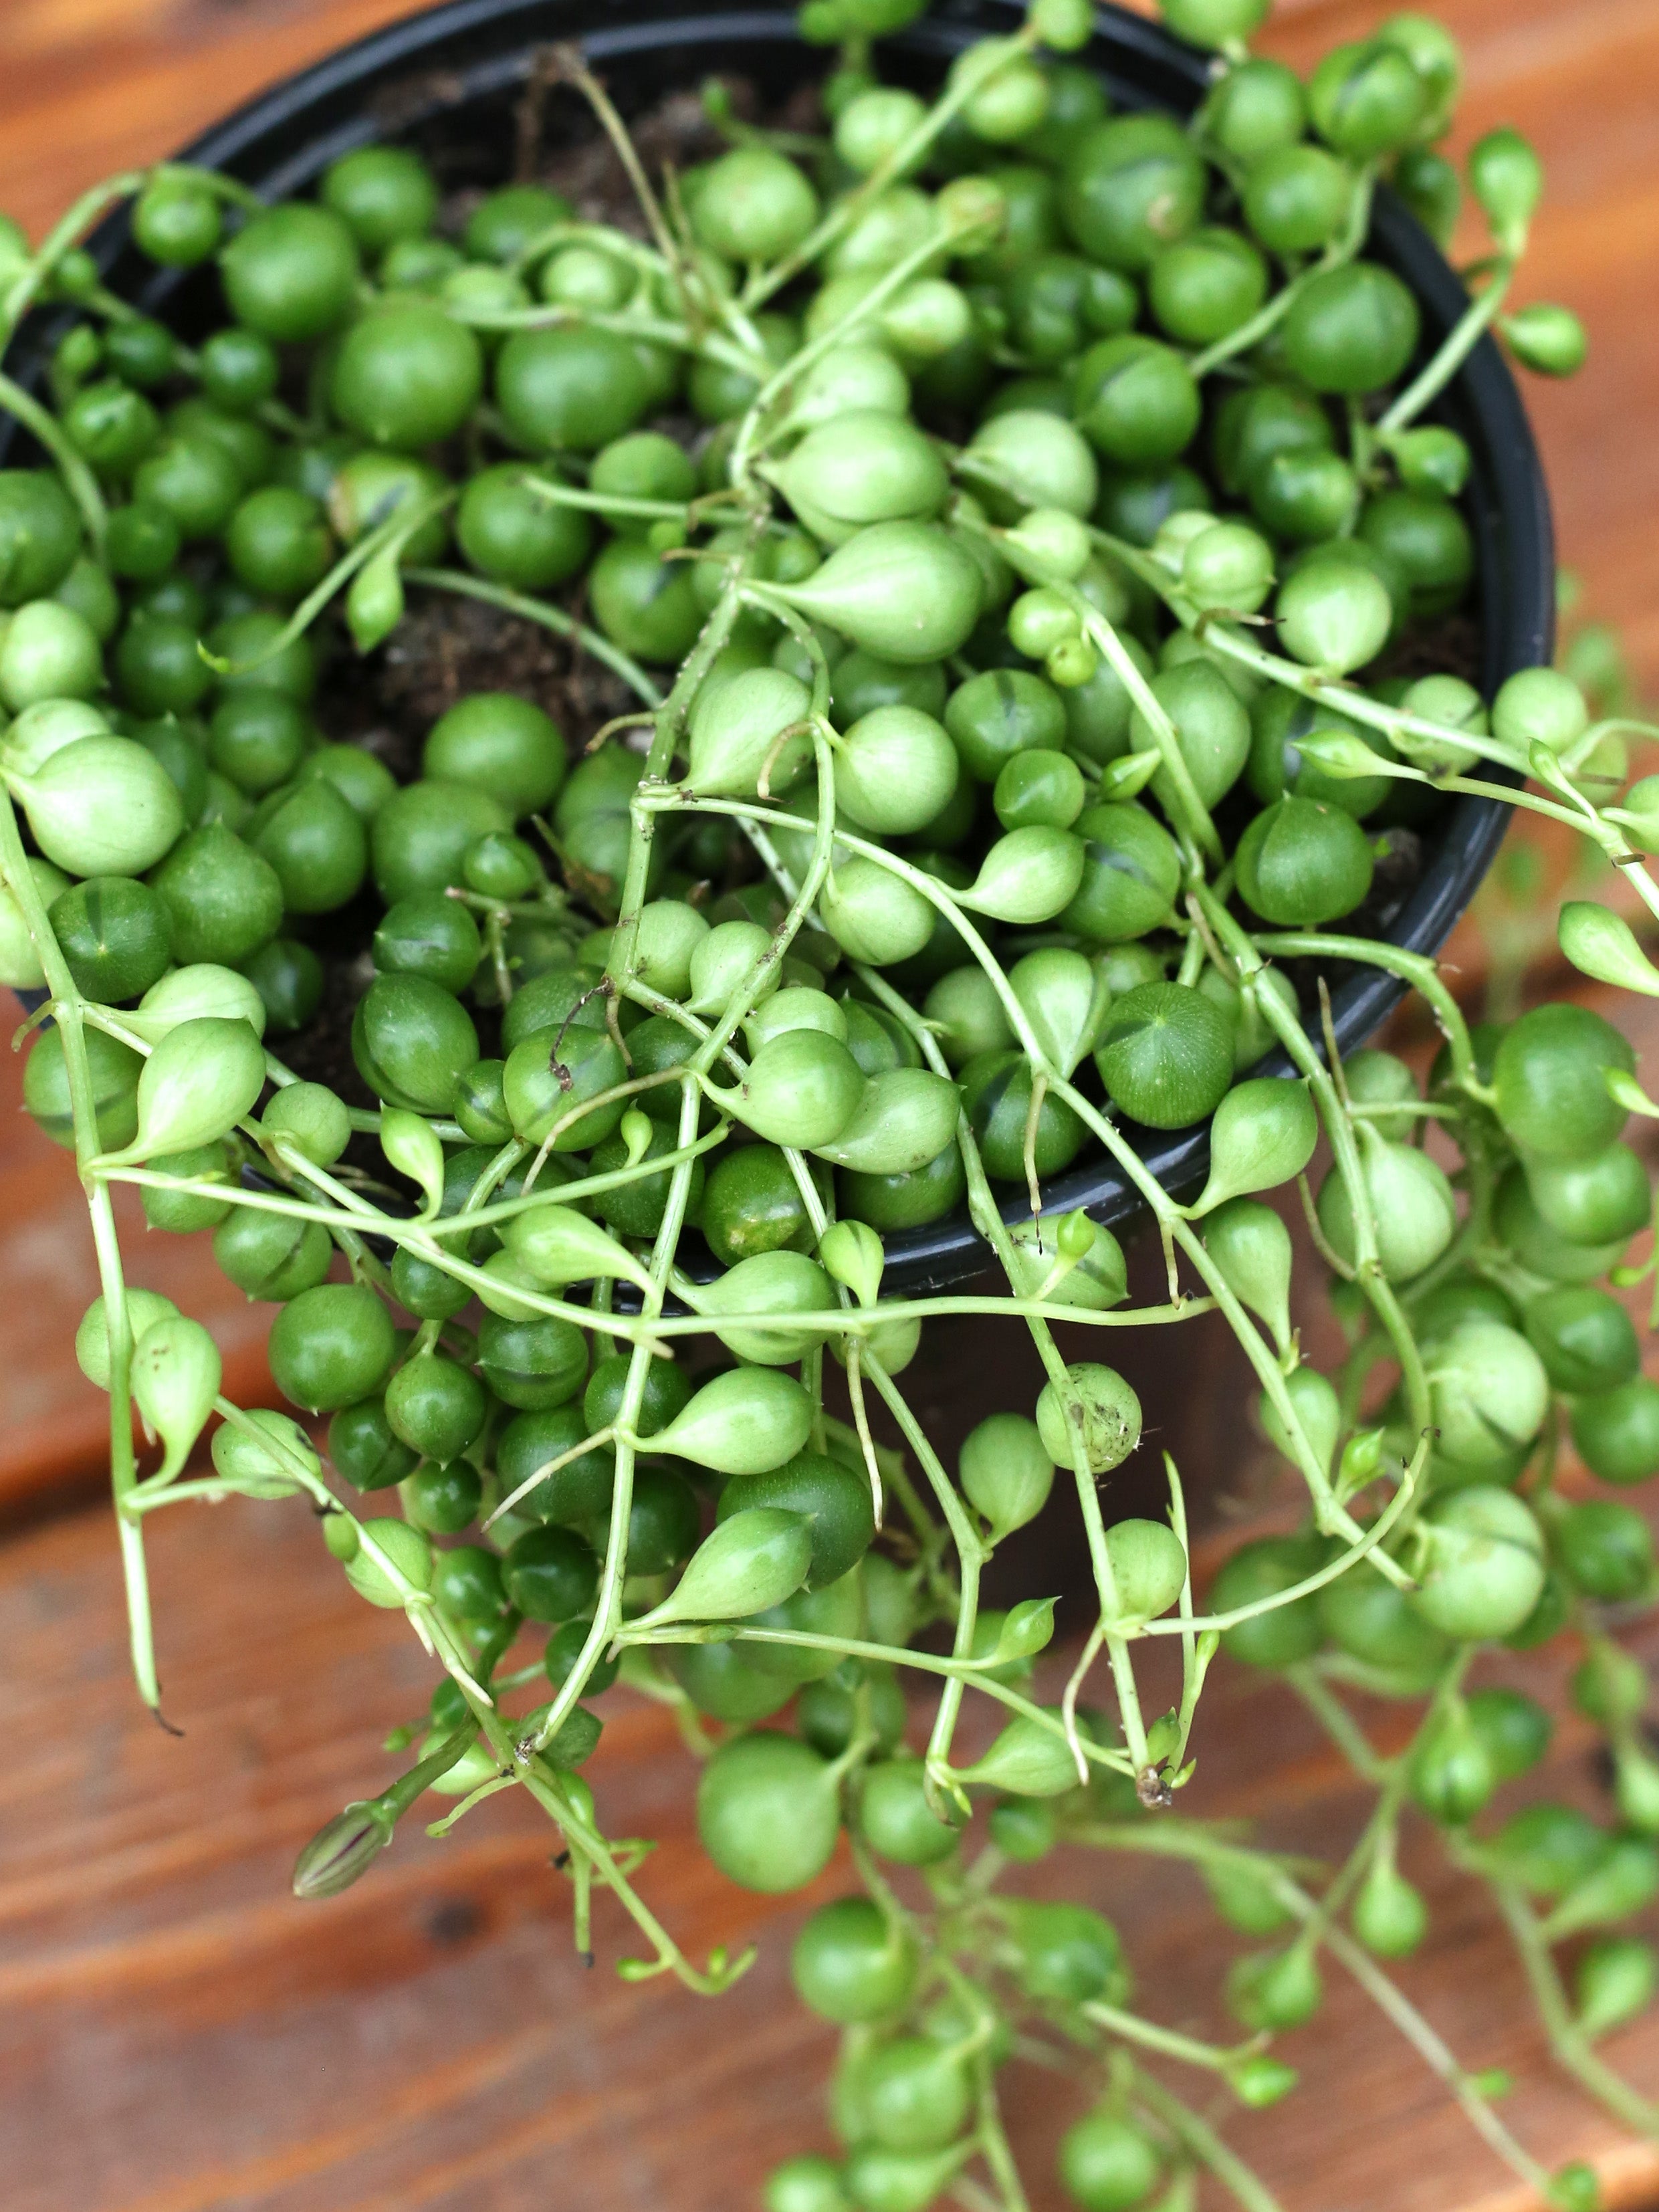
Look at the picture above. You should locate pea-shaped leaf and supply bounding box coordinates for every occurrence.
[789,343,910,430]
[1098,746,1163,802]
[816,860,935,968]
[1010,948,1109,1079]
[346,544,405,654]
[987,1596,1058,1664]
[1559,901,1659,998]
[638,1508,812,1628]
[124,964,269,1044]
[956,826,1085,926]
[842,2145,973,2212]
[683,667,814,798]
[686,1251,837,1365]
[76,1287,179,1390]
[835,705,958,837]
[1410,1485,1545,1642]
[1317,1131,1457,1282]
[1546,1837,1659,1941]
[1102,1518,1188,1626]
[1606,774,1659,854]
[819,1218,884,1308]
[100,1016,267,1165]
[344,1517,434,1609]
[1190,1076,1319,1214]
[1261,1363,1341,1477]
[210,1406,320,1498]
[1575,1934,1659,2039]
[628,899,710,1001]
[768,413,948,546]
[380,1105,445,1215]
[15,734,185,876]
[516,1702,604,1772]
[1605,1067,1659,1121]
[649,1367,814,1474]
[1293,730,1406,785]
[956,1711,1080,1797]
[1201,1197,1293,1351]
[503,1202,655,1295]
[774,522,983,665]
[811,1067,959,1176]
[960,1412,1055,1534]
[1035,1362,1142,1473]
[707,1028,867,1149]
[1005,1213,1128,1313]
[132,1313,222,1485]
[687,918,776,1018]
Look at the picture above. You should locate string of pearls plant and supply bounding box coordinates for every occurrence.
[1,0,1654,2203]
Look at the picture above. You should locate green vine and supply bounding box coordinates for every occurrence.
[0,5,1644,2209]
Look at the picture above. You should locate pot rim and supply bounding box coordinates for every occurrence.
[2,0,1549,1293]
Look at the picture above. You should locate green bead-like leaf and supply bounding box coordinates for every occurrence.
[639,1507,812,1628]
[1545,1836,1659,1941]
[1010,948,1109,1079]
[1604,1066,1659,1121]
[211,1406,320,1498]
[1293,730,1412,784]
[955,1710,1080,1797]
[503,1202,655,1293]
[988,1596,1058,1664]
[101,1015,267,1164]
[347,546,405,654]
[1202,1196,1294,1350]
[1559,901,1659,998]
[649,1367,814,1474]
[124,964,268,1044]
[76,1287,179,1390]
[1229,2053,1299,2108]
[819,1218,884,1308]
[1575,1935,1659,2040]
[810,1067,959,1176]
[380,1105,446,1214]
[1097,746,1163,802]
[1190,1076,1318,1214]
[131,1313,222,1484]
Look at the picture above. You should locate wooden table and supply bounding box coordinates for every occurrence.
[9,1486,1659,2212]
[2,1,1658,2207]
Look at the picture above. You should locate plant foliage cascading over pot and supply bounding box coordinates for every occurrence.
[0,0,1653,2201]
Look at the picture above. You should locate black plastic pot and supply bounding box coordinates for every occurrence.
[4,0,1551,1291]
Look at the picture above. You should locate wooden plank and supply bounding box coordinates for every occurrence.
[0,0,1649,1511]
[0,1,421,233]
[4,1489,1658,2211]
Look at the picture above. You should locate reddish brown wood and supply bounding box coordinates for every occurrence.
[5,1491,1659,2211]
[0,0,1650,1515]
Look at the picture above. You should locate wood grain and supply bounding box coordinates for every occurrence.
[5,1487,1659,2212]
[0,0,1649,1515]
